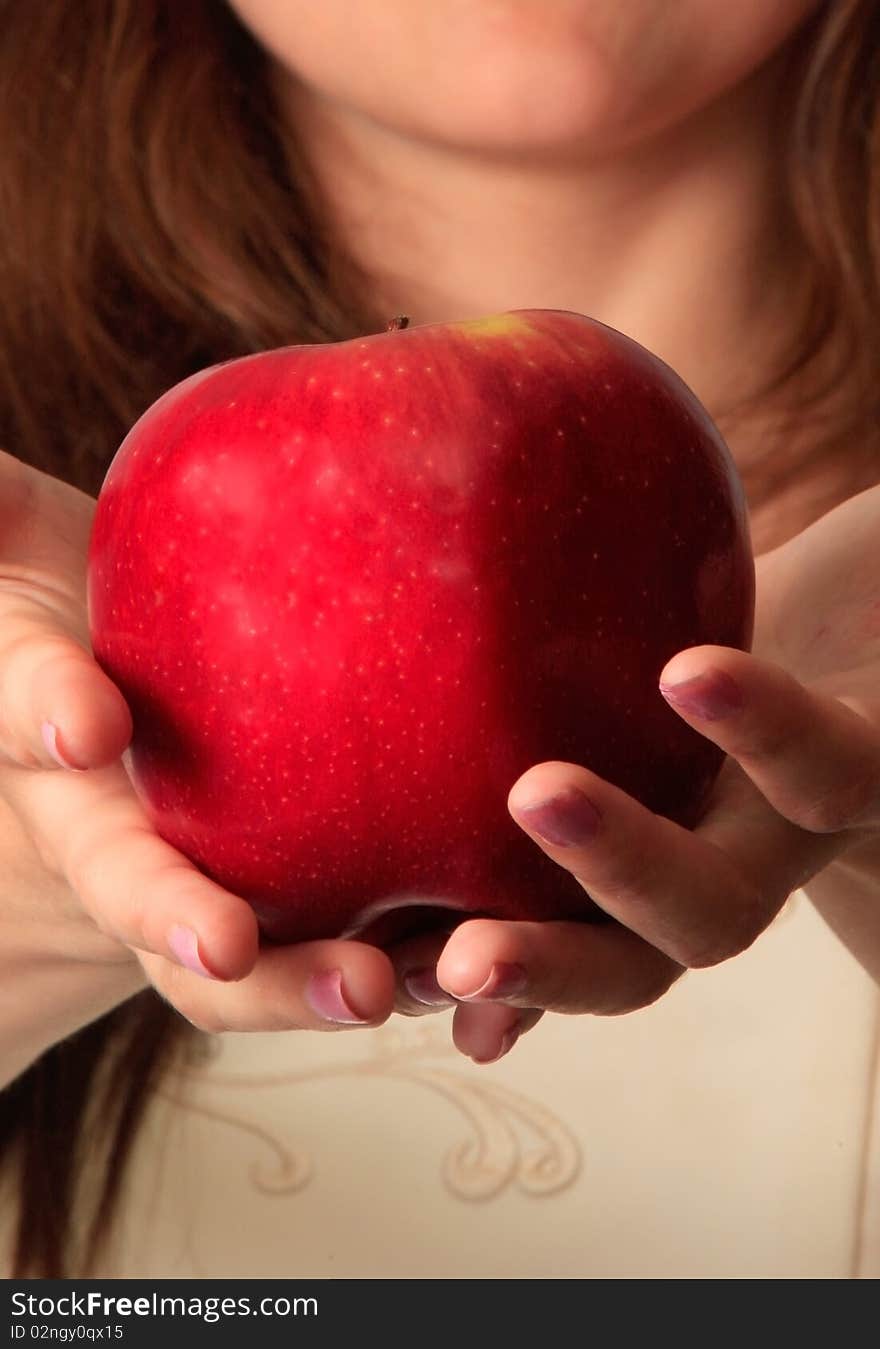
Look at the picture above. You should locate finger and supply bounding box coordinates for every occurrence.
[437,915,683,1014]
[141,937,396,1034]
[691,757,840,898]
[387,928,459,1015]
[660,646,880,833]
[0,608,132,769]
[451,1001,544,1065]
[505,760,783,969]
[12,760,260,980]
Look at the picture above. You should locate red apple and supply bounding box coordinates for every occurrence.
[87,310,754,945]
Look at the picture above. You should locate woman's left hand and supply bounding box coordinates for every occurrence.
[390,485,880,1064]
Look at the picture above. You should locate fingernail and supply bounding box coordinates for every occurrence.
[517,787,601,848]
[167,924,220,980]
[660,670,744,721]
[471,1024,521,1066]
[457,961,528,1001]
[404,967,455,1007]
[41,721,86,771]
[305,969,370,1024]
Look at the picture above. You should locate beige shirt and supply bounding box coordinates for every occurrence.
[70,892,876,1280]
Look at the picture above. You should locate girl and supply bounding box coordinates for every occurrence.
[1,0,879,1277]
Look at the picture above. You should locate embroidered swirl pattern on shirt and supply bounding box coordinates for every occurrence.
[160,1021,581,1202]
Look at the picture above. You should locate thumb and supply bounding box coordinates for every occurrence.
[0,611,132,770]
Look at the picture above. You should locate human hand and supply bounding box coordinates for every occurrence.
[391,486,880,1063]
[0,451,397,1038]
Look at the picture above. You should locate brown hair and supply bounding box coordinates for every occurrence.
[753,0,880,508]
[0,0,877,1277]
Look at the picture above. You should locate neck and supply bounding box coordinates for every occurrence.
[286,52,824,549]
[292,56,798,410]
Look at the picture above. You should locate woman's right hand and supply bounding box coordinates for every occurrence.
[0,451,397,1039]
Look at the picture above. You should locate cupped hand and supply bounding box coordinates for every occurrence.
[394,486,880,1065]
[0,451,396,1034]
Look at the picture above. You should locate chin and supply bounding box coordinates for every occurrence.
[409,51,628,161]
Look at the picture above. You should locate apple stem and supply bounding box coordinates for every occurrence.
[386,316,410,332]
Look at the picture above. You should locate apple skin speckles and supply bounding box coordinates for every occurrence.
[87,308,754,945]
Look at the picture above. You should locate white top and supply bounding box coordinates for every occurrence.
[5,893,880,1278]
